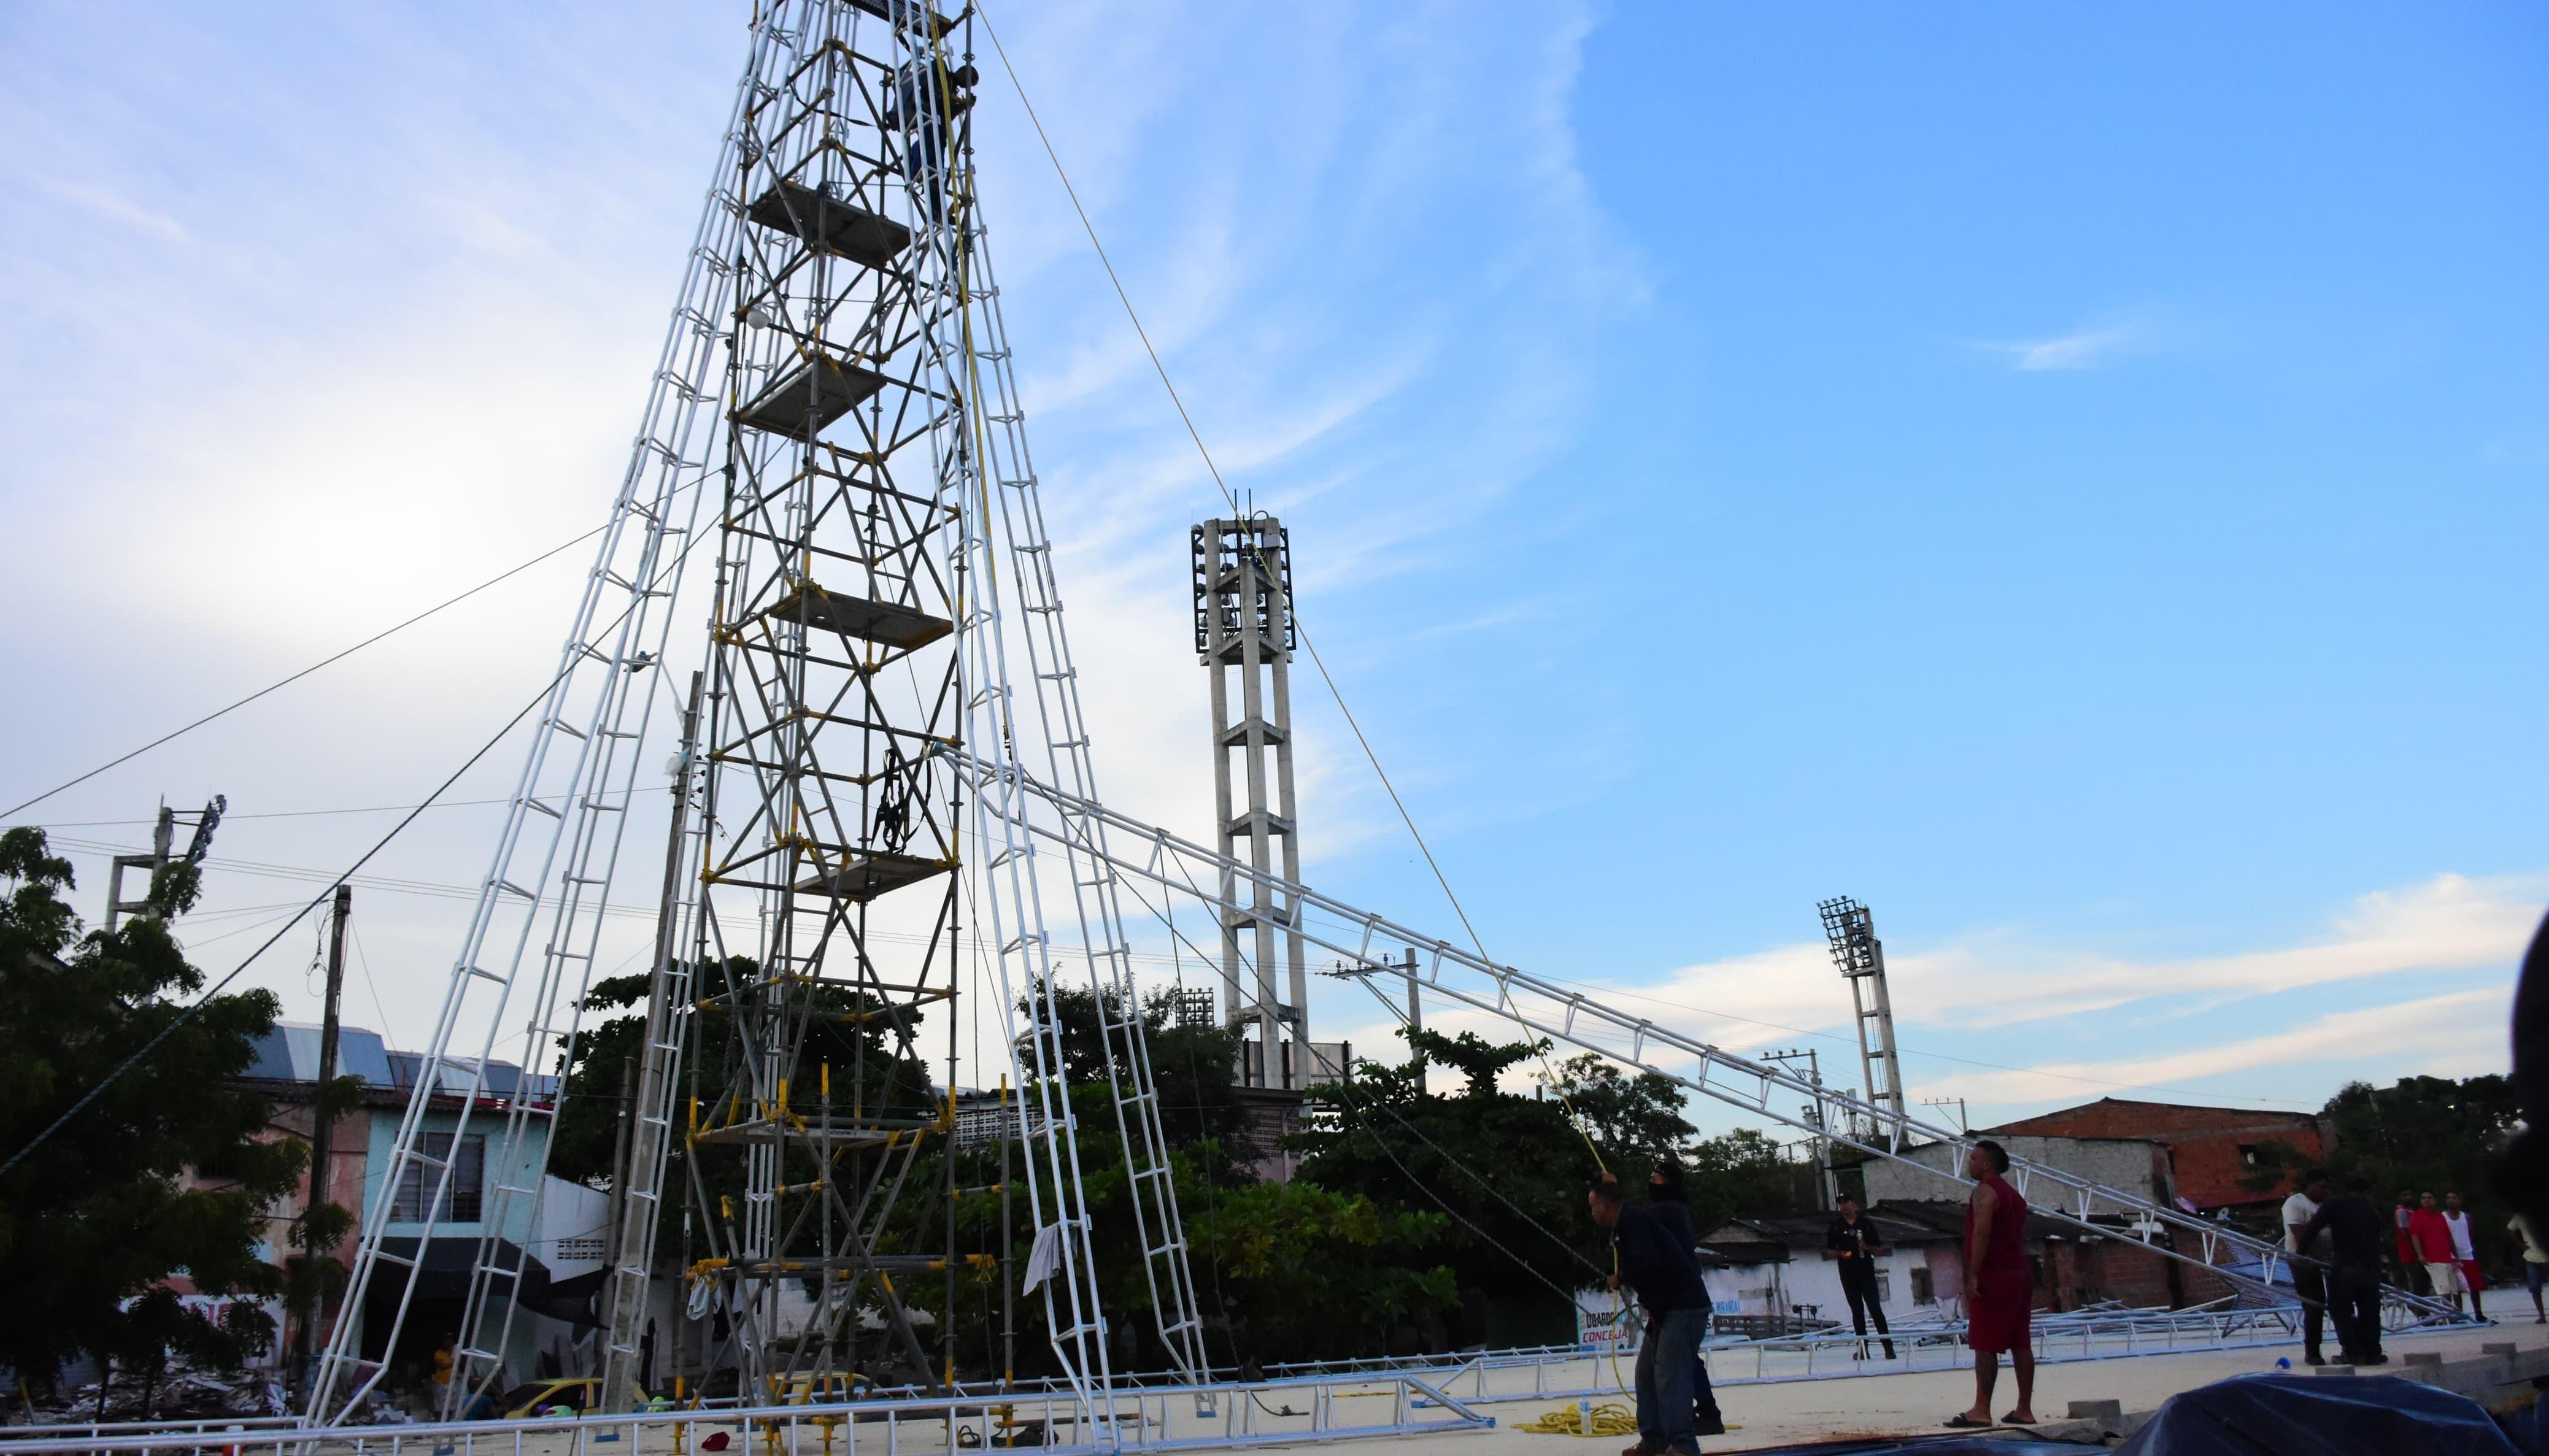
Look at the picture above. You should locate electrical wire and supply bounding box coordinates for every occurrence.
[1513,1402,1640,1438]
[1325,1072,1582,1308]
[7,795,607,830]
[1,506,714,1178]
[0,522,612,823]
[0,662,557,1180]
[1356,1092,1604,1276]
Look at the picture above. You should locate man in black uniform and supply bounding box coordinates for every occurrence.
[2299,1176,2391,1366]
[1822,1194,1897,1361]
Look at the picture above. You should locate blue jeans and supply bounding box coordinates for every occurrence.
[1635,1307,1708,1454]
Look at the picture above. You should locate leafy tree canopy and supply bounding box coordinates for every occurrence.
[0,827,300,1392]
[2323,1074,2524,1262]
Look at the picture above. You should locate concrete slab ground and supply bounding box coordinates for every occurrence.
[99,1323,2526,1456]
[1403,1321,2537,1453]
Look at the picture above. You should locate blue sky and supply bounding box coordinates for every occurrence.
[2,2,2542,1131]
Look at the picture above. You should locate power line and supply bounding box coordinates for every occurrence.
[0,653,560,1180]
[1326,1072,1584,1307]
[0,522,613,823]
[9,795,549,829]
[1,511,714,1177]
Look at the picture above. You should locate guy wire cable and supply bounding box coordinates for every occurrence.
[1,514,715,1177]
[974,1,1614,1175]
[2,519,616,822]
[1116,866,1591,1311]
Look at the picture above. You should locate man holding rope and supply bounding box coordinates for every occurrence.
[1590,1177,1711,1455]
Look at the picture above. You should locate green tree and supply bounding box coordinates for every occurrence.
[1544,1052,1698,1167]
[0,828,302,1400]
[2323,1075,2523,1267]
[1681,1128,1817,1234]
[1295,1031,1610,1349]
[1192,1179,1456,1363]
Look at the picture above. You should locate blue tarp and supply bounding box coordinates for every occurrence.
[1710,1443,2085,1455]
[1727,1373,2523,1455]
[2115,1373,2518,1456]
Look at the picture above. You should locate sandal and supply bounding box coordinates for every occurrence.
[2003,1413,2037,1426]
[1942,1414,1993,1428]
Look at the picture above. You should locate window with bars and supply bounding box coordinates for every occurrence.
[392,1132,485,1222]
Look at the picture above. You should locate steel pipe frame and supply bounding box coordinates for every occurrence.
[954,756,2469,1330]
[0,1374,1490,1456]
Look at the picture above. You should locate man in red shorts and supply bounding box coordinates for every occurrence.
[1948,1139,2037,1429]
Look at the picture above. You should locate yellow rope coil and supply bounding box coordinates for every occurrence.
[1514,1401,1639,1438]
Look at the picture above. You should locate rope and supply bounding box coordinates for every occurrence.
[1513,1401,1640,1438]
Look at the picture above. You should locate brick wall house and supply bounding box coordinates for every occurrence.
[1984,1097,2331,1212]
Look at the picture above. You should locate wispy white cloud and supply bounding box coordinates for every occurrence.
[1610,872,2542,1044]
[1926,988,2507,1106]
[17,172,190,242]
[1982,320,2151,371]
[1319,871,2537,1120]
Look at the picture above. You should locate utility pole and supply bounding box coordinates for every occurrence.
[599,674,705,1411]
[1922,1096,1969,1134]
[1762,1047,1837,1210]
[296,884,351,1392]
[106,795,225,930]
[1401,948,1424,1096]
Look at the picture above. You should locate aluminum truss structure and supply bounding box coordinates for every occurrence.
[962,760,2470,1331]
[307,22,747,1426]
[1192,518,1310,1088]
[318,0,1205,1428]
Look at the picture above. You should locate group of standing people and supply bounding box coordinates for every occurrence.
[1592,1142,2541,1447]
[2393,1188,2489,1317]
[2282,1173,2541,1369]
[1588,1138,2043,1449]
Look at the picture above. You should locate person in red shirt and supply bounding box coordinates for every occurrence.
[1946,1140,2037,1429]
[2396,1189,2428,1295]
[2410,1192,2466,1311]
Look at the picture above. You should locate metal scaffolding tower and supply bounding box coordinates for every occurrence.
[1193,517,1310,1088]
[305,7,2469,1428]
[1819,896,1907,1147]
[317,0,1202,1428]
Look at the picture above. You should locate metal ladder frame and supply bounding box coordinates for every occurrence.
[306,25,763,1423]
[949,156,1212,1387]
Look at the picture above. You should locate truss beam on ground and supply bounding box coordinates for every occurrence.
[0,1376,1492,1456]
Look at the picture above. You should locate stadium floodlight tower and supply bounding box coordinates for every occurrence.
[1194,517,1313,1088]
[315,0,1206,1428]
[1819,896,1908,1149]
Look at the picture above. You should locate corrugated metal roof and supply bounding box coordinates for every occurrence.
[243,1023,553,1100]
[244,1022,395,1085]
